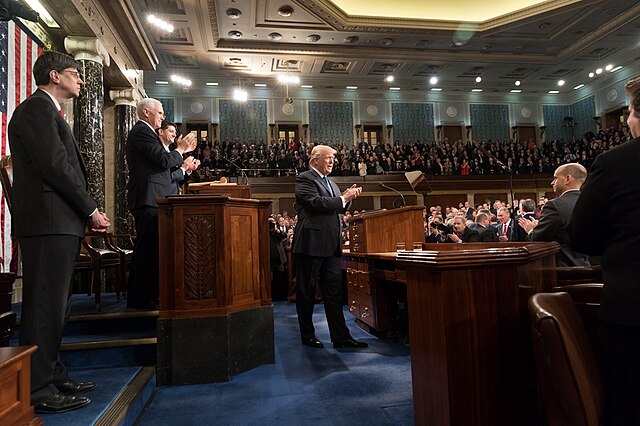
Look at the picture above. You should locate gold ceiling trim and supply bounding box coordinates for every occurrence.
[296,0,582,32]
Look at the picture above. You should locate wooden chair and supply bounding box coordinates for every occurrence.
[0,155,123,311]
[529,292,603,426]
[555,265,603,287]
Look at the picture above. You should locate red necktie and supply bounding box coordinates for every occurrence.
[502,224,507,236]
[59,109,65,119]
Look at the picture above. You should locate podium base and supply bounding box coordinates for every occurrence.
[156,305,275,385]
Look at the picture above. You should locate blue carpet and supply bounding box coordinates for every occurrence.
[40,367,142,426]
[139,301,413,425]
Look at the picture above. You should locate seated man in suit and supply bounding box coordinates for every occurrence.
[447,216,481,243]
[292,144,367,349]
[475,212,498,242]
[518,163,589,266]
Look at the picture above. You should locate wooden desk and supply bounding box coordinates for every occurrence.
[345,243,558,425]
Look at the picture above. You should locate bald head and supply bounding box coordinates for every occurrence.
[552,163,588,195]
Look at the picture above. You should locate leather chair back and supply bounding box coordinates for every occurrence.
[529,292,603,426]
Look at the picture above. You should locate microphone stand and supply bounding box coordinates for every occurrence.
[378,182,406,208]
[472,141,515,215]
[222,156,249,185]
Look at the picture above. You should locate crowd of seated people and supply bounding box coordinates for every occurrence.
[190,126,630,180]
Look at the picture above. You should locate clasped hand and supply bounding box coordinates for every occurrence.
[88,211,110,232]
[341,184,362,202]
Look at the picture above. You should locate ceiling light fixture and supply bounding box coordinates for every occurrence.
[147,14,174,33]
[429,76,438,85]
[254,83,267,87]
[233,89,248,101]
[605,64,613,71]
[385,75,394,82]
[156,81,169,85]
[278,75,300,85]
[23,0,60,28]
[610,66,623,72]
[301,85,313,89]
[511,89,522,93]
[548,90,560,94]
[471,88,482,92]
[430,88,443,92]
[171,74,192,87]
[573,84,585,90]
[515,80,521,86]
[558,80,565,86]
[595,68,603,75]
[588,72,595,78]
[346,86,358,89]
[206,82,219,86]
[389,87,400,91]
[475,76,482,83]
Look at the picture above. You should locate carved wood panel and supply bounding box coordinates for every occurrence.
[183,214,216,300]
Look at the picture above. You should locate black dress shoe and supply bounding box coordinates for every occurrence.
[333,338,368,349]
[35,394,91,414]
[301,337,324,348]
[56,380,97,395]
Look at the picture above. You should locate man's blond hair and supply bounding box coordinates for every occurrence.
[310,145,336,166]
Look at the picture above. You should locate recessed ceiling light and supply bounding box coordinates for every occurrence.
[156,81,169,85]
[595,68,603,74]
[475,76,482,83]
[610,66,623,72]
[588,72,595,78]
[471,88,482,92]
[147,14,174,33]
[385,75,394,82]
[206,82,219,86]
[573,84,585,90]
[558,80,565,86]
[548,90,560,94]
[254,83,267,87]
[389,87,400,91]
[301,85,313,89]
[515,80,521,86]
[605,64,613,71]
[511,89,522,93]
[346,86,358,89]
[430,88,443,92]
[429,76,438,85]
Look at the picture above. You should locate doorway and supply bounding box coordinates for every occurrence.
[363,124,383,147]
[443,124,463,143]
[604,107,627,131]
[277,123,299,145]
[517,125,537,145]
[185,122,209,144]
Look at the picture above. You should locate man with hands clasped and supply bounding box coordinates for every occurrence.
[292,145,368,349]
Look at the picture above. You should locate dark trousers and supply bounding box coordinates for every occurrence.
[19,235,81,402]
[295,254,350,342]
[600,321,640,425]
[128,207,159,307]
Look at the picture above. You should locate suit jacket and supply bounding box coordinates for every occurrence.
[476,224,498,242]
[8,89,95,237]
[529,190,589,267]
[292,170,347,257]
[126,121,184,210]
[459,227,480,243]
[569,138,640,325]
[496,219,524,242]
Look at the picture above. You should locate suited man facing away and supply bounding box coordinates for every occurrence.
[569,76,640,425]
[292,145,367,349]
[126,99,197,308]
[8,51,110,413]
[518,163,589,267]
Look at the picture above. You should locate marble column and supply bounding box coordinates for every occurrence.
[65,37,110,209]
[110,89,138,238]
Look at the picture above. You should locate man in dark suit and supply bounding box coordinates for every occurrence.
[157,120,200,193]
[126,99,197,308]
[518,163,589,266]
[568,76,640,425]
[446,216,481,243]
[496,207,526,242]
[292,144,367,349]
[475,212,498,242]
[8,51,110,413]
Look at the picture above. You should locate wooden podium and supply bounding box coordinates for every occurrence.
[397,242,559,426]
[186,182,251,198]
[156,195,274,385]
[347,206,425,254]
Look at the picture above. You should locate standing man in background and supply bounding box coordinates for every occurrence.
[9,51,110,413]
[126,98,197,309]
[292,145,367,349]
[157,120,200,193]
[569,76,640,425]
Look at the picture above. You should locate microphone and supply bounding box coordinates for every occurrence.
[221,156,249,184]
[378,182,406,208]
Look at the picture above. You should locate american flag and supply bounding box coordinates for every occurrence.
[0,20,43,272]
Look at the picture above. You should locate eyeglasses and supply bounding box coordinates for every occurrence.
[59,69,82,79]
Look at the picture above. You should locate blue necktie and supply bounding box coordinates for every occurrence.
[322,176,334,196]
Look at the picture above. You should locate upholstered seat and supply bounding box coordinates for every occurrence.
[529,292,603,426]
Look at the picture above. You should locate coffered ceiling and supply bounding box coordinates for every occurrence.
[38,0,640,96]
